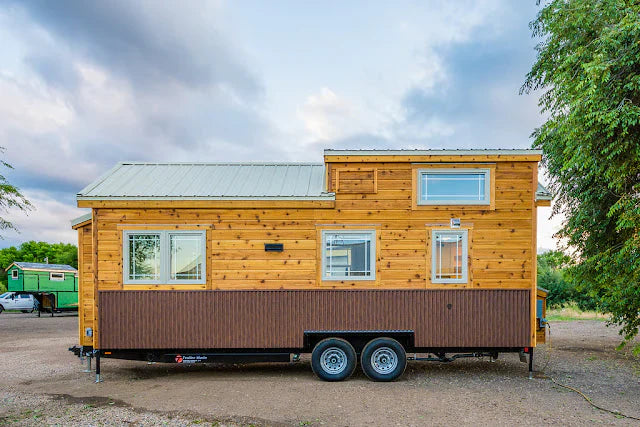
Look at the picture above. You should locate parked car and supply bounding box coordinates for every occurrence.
[0,292,38,313]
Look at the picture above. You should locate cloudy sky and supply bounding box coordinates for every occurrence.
[0,0,561,250]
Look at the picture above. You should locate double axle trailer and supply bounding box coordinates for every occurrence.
[70,149,551,382]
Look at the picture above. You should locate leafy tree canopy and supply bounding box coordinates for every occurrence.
[523,0,640,351]
[0,148,32,235]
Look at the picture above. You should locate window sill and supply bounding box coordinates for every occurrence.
[122,283,207,290]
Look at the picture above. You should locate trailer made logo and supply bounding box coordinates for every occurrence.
[174,354,207,364]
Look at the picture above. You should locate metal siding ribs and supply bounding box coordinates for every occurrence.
[98,289,530,349]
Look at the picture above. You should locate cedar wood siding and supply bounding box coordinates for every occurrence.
[76,222,94,347]
[77,156,538,349]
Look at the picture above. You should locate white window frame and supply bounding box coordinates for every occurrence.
[123,230,206,285]
[418,168,491,205]
[11,269,18,279]
[321,230,376,281]
[431,229,469,284]
[50,272,65,281]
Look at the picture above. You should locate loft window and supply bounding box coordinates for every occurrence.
[431,230,468,284]
[11,270,18,279]
[123,230,206,284]
[322,230,376,281]
[418,168,490,205]
[50,272,65,281]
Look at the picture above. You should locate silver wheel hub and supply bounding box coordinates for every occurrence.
[371,347,398,374]
[320,347,348,374]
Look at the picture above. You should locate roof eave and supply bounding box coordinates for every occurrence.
[71,213,92,229]
[76,195,336,202]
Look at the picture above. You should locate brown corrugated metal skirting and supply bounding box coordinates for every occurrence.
[98,289,530,349]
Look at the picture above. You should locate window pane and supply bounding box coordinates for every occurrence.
[128,234,161,280]
[325,233,372,278]
[170,234,203,280]
[434,233,464,280]
[422,173,486,201]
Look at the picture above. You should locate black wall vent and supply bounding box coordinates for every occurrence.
[264,243,284,252]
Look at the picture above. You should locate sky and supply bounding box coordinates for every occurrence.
[0,0,561,251]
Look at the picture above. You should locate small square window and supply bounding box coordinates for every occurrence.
[431,230,468,284]
[418,169,490,205]
[322,230,376,281]
[50,272,65,281]
[11,270,18,279]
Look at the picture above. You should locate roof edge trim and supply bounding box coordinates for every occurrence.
[71,213,92,227]
[324,149,543,156]
[76,195,336,201]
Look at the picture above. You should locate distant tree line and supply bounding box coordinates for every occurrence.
[0,241,78,292]
[537,250,596,310]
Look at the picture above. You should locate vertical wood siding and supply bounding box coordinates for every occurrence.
[98,289,530,349]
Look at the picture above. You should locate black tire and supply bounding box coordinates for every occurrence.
[360,337,407,382]
[311,338,357,382]
[21,310,29,313]
[0,305,3,314]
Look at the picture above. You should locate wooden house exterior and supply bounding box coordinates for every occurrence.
[71,149,551,381]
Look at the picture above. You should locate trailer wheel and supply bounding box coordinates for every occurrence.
[360,337,406,382]
[311,338,357,382]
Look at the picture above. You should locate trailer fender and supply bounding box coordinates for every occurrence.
[303,330,414,353]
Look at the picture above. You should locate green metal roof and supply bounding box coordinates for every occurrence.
[77,162,332,201]
[71,213,92,227]
[536,183,552,201]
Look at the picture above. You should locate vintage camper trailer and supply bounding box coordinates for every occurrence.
[70,149,551,382]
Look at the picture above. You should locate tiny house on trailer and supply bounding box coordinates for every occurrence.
[70,149,551,382]
[6,262,78,312]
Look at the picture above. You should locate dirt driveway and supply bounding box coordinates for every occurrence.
[0,313,638,426]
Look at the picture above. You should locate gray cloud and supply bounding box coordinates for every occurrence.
[0,0,280,196]
[398,3,542,149]
[15,0,261,97]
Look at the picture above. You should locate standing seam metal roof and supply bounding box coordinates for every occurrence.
[8,262,77,272]
[77,163,332,200]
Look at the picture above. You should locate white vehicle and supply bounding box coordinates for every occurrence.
[0,292,38,313]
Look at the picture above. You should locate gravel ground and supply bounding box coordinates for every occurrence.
[0,312,638,426]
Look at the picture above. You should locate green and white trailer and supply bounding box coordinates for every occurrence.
[5,262,78,311]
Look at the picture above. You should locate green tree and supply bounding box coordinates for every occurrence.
[522,1,640,352]
[537,250,573,307]
[537,250,597,310]
[0,148,32,235]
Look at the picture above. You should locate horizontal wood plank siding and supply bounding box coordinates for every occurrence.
[98,289,530,349]
[81,157,539,348]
